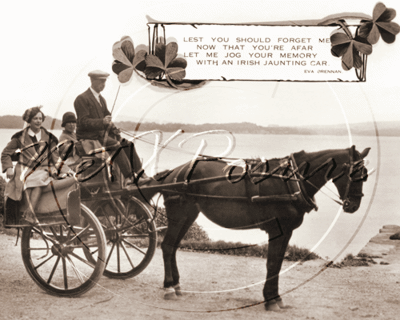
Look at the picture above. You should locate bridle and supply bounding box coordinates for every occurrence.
[335,147,368,209]
[291,147,368,210]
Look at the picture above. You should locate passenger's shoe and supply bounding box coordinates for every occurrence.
[21,209,39,226]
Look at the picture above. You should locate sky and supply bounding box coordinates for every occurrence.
[0,0,399,129]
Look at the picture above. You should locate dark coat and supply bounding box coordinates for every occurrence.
[74,88,110,140]
[1,127,64,201]
[58,130,77,158]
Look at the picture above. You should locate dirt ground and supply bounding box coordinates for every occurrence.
[1,226,400,320]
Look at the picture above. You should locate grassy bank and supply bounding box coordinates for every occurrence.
[152,208,320,261]
[174,240,320,261]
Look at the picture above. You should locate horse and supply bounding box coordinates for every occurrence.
[143,145,370,311]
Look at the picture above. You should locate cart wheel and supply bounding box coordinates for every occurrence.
[87,197,157,279]
[21,204,106,297]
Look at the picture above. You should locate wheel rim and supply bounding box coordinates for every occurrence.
[21,205,106,296]
[88,197,157,279]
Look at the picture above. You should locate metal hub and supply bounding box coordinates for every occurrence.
[107,229,122,243]
[51,243,73,257]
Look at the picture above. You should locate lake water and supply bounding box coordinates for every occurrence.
[0,128,397,261]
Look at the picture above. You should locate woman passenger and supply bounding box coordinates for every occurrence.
[1,106,73,225]
[58,111,80,171]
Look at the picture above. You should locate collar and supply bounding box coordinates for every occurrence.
[62,130,77,139]
[28,127,41,141]
[90,87,101,102]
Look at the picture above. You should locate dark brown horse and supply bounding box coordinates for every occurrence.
[143,145,370,311]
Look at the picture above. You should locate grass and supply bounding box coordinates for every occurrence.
[329,253,378,268]
[158,239,320,261]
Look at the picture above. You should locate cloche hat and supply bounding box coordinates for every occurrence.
[61,112,77,127]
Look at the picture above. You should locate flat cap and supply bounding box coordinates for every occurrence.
[88,70,110,80]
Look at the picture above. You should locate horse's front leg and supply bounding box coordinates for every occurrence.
[264,230,292,311]
[161,200,199,299]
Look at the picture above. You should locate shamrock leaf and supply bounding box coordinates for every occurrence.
[359,2,400,44]
[144,42,187,88]
[330,29,372,71]
[112,36,147,83]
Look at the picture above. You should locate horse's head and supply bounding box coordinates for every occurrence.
[332,145,370,213]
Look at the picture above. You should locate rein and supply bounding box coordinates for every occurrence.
[290,147,368,210]
[118,128,367,210]
[290,153,343,207]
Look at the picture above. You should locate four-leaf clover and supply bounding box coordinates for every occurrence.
[112,36,147,83]
[359,2,400,44]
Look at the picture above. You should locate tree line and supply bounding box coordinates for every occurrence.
[1,115,399,136]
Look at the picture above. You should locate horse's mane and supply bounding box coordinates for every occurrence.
[294,148,351,160]
[153,169,174,181]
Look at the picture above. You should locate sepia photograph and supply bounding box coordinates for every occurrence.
[0,0,399,319]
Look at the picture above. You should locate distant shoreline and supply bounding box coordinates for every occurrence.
[0,115,399,136]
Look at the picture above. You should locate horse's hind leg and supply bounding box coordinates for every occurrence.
[161,199,199,299]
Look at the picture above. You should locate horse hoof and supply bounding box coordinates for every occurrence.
[275,297,286,309]
[173,283,182,296]
[164,287,177,300]
[264,300,281,311]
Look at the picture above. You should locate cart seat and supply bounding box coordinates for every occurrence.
[4,181,81,227]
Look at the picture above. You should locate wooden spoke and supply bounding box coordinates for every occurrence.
[122,239,146,255]
[120,241,135,269]
[49,226,60,239]
[47,256,61,284]
[69,252,96,269]
[66,256,84,284]
[123,233,151,238]
[34,254,55,270]
[125,217,146,229]
[102,208,118,231]
[100,222,109,229]
[117,241,121,273]
[66,227,72,239]
[105,241,117,267]
[62,257,68,290]
[32,227,57,244]
[65,225,91,245]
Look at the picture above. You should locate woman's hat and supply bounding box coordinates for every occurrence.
[61,112,77,127]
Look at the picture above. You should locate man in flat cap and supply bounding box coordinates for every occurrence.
[74,70,150,184]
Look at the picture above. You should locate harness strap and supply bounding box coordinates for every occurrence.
[290,154,318,212]
[163,189,249,201]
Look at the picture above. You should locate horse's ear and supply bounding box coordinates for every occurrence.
[360,148,371,159]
